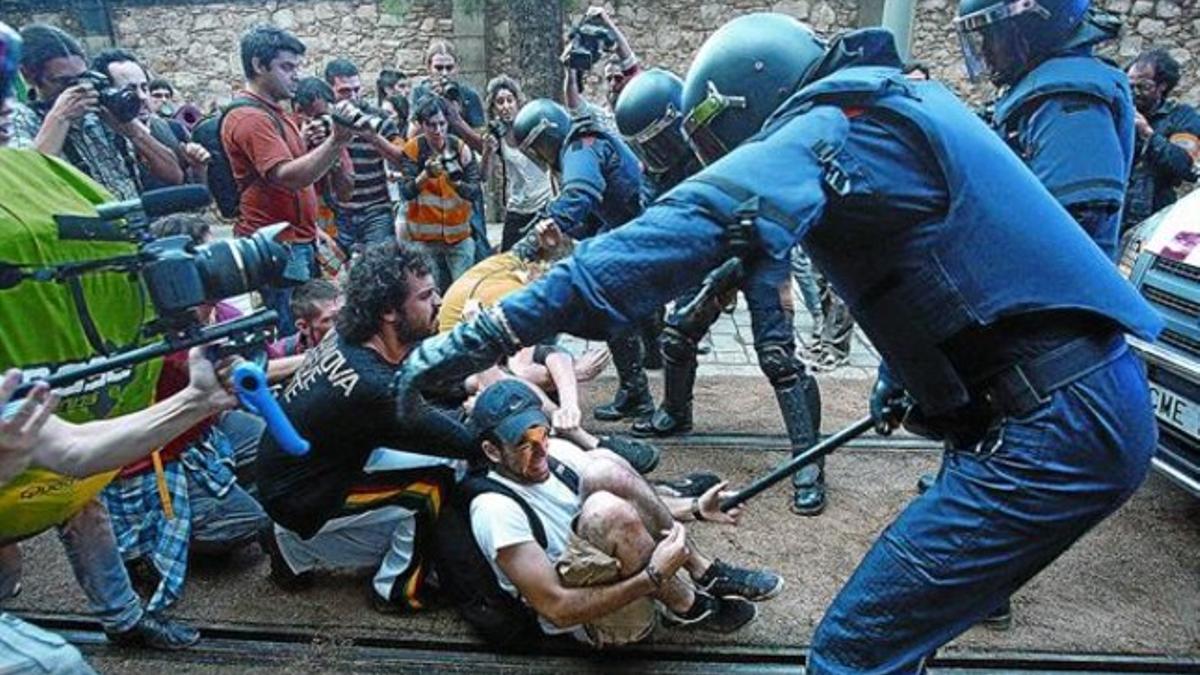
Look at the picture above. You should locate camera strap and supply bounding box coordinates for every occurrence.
[66,276,113,356]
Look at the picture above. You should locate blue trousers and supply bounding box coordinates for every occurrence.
[808,344,1156,674]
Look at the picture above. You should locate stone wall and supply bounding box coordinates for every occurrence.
[4,0,1199,109]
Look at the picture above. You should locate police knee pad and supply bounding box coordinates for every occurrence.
[757,342,801,387]
[661,326,698,365]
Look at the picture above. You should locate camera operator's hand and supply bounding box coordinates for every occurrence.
[869,366,908,436]
[648,522,690,582]
[183,348,238,415]
[585,5,615,29]
[0,369,59,466]
[180,142,211,169]
[424,155,444,178]
[45,84,99,125]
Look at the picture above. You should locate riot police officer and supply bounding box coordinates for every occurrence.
[400,15,1161,670]
[615,68,826,515]
[956,0,1133,259]
[511,98,652,423]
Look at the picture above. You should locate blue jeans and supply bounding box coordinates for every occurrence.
[409,239,476,293]
[261,242,316,337]
[0,500,143,632]
[338,205,395,254]
[187,422,269,555]
[790,245,823,326]
[0,613,95,675]
[808,345,1155,674]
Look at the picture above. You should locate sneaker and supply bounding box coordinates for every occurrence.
[697,559,784,602]
[105,614,200,650]
[258,526,313,591]
[663,591,757,633]
[597,435,661,474]
[652,472,722,499]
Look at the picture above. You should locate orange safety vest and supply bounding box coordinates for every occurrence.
[403,136,473,244]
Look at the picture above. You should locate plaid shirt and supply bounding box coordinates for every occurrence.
[11,102,143,200]
[101,429,238,613]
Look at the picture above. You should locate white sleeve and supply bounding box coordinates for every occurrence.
[470,492,539,563]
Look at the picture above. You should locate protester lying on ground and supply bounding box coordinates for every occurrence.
[463,379,782,647]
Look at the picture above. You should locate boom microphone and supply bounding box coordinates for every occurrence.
[95,184,212,221]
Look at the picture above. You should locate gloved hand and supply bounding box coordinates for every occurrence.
[393,309,520,417]
[869,365,908,436]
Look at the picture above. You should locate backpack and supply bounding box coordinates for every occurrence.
[434,457,580,649]
[190,99,287,218]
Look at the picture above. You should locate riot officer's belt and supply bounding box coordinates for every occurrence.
[969,332,1126,419]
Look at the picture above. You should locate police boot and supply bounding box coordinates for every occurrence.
[594,334,655,422]
[632,355,696,437]
[641,311,665,371]
[778,374,825,516]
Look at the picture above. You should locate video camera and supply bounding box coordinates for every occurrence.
[74,70,142,124]
[565,14,616,91]
[3,185,297,398]
[487,119,509,141]
[439,76,463,104]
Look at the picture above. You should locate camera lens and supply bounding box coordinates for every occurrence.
[193,228,291,302]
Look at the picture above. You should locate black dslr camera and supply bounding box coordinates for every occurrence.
[439,145,465,182]
[440,76,463,103]
[487,119,509,140]
[75,70,142,123]
[5,186,296,399]
[566,15,616,74]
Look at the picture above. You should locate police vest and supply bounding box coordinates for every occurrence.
[559,122,644,234]
[993,55,1135,210]
[673,65,1162,414]
[403,136,473,244]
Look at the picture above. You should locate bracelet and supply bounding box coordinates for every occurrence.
[691,497,705,522]
[644,563,664,590]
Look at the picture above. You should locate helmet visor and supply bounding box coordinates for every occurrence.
[630,105,690,174]
[682,81,746,165]
[517,117,558,167]
[954,0,1047,83]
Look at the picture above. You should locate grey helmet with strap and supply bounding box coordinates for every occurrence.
[680,13,826,166]
[512,98,572,171]
[614,68,691,175]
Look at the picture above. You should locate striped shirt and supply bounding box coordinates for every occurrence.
[341,116,401,212]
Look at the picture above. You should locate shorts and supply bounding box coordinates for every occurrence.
[556,532,657,648]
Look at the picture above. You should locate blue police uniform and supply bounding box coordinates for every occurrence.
[992,52,1135,259]
[546,120,644,239]
[449,30,1157,671]
[543,117,655,422]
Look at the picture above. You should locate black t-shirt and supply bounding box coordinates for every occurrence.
[256,334,474,538]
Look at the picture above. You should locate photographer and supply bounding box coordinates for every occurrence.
[293,76,354,261]
[376,68,410,122]
[563,7,642,132]
[92,49,211,189]
[396,95,481,292]
[324,58,403,251]
[11,24,183,199]
[481,75,552,252]
[222,25,354,334]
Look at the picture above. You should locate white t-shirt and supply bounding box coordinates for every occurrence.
[499,141,553,215]
[469,438,590,635]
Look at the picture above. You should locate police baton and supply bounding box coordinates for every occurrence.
[719,416,875,512]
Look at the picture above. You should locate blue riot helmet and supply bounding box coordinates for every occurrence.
[680,13,826,165]
[955,0,1090,86]
[614,68,692,175]
[513,98,572,171]
[0,22,20,103]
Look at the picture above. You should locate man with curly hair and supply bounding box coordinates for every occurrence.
[255,240,476,613]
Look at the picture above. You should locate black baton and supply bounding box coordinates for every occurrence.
[719,415,875,512]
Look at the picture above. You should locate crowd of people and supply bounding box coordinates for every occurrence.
[0,0,1198,672]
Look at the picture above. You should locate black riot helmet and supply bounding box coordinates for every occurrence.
[681,13,826,165]
[512,98,572,171]
[614,68,692,175]
[955,0,1090,86]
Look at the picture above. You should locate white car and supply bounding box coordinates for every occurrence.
[1122,188,1200,496]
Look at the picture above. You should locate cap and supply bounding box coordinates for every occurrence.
[471,379,549,447]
